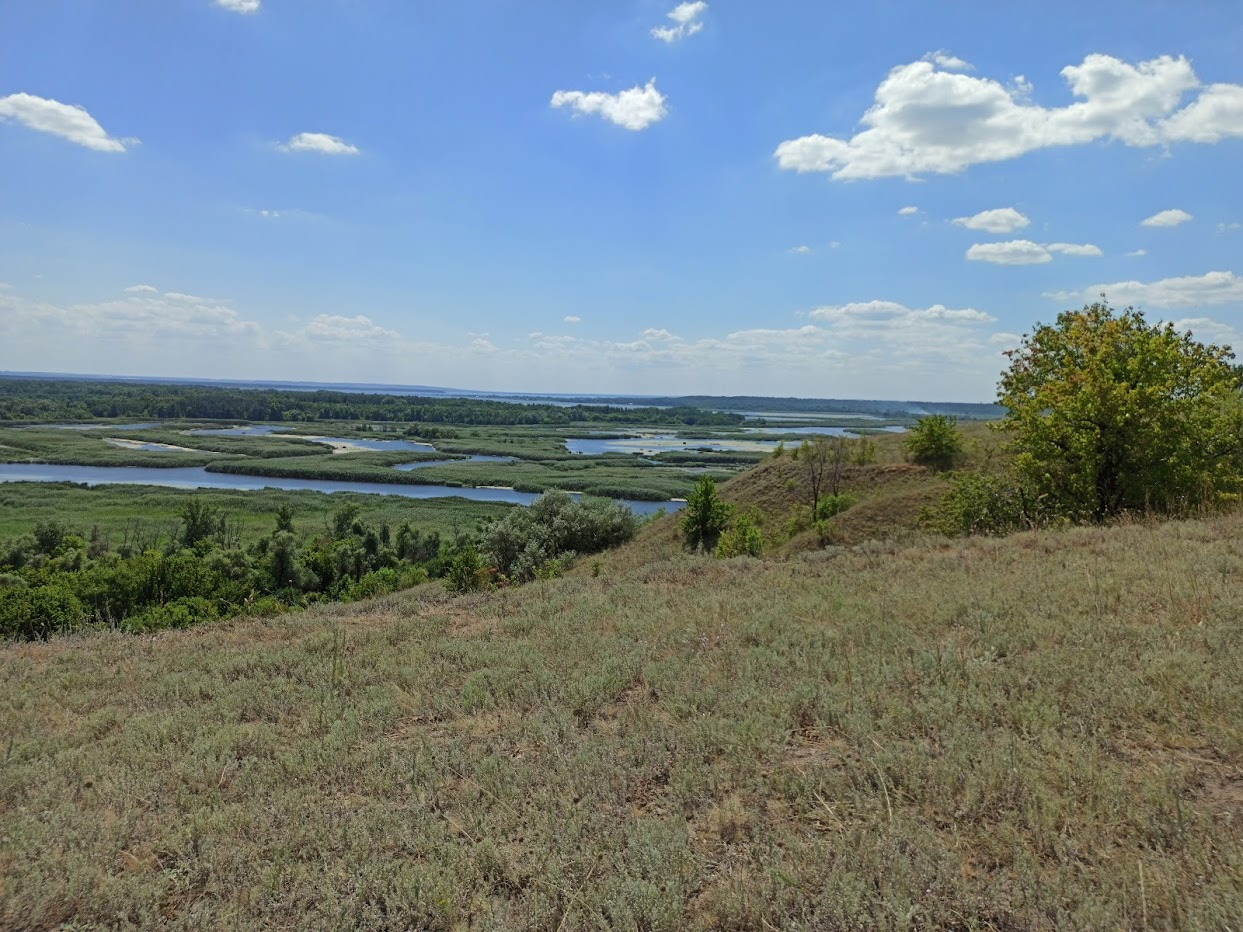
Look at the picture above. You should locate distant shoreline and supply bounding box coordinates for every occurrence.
[0,372,1004,420]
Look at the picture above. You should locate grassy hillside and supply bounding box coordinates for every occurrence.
[3,503,1241,928]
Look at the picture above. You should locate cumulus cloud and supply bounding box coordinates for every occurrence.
[1141,208,1193,227]
[967,240,1101,264]
[651,1,707,43]
[1160,84,1243,142]
[298,315,398,343]
[966,241,1053,265]
[15,287,262,342]
[790,245,812,254]
[1053,270,1243,308]
[0,282,1011,398]
[774,53,1243,180]
[550,79,667,131]
[0,93,134,152]
[1046,242,1103,256]
[898,206,920,216]
[952,207,1030,233]
[514,295,1002,388]
[1126,249,1148,257]
[278,132,359,155]
[1171,316,1241,347]
[925,51,972,71]
[563,315,581,324]
[809,300,995,326]
[215,0,260,12]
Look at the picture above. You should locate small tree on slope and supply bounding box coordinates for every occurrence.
[681,477,732,553]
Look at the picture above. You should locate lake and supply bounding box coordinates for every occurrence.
[0,464,680,516]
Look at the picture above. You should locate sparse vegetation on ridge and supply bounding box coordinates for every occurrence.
[2,508,1241,928]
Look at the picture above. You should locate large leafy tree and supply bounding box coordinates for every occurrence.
[998,302,1243,521]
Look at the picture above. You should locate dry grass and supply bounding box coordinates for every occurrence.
[3,507,1243,929]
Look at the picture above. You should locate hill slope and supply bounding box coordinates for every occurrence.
[3,508,1242,928]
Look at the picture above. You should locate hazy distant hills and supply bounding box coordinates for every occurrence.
[0,372,1005,420]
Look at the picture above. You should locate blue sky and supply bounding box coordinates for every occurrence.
[1,1,1241,402]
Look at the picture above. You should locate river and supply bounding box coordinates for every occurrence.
[0,464,681,516]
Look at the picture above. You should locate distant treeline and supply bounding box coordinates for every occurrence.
[0,378,744,427]
[582,395,1006,420]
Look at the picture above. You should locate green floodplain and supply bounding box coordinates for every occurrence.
[0,376,931,639]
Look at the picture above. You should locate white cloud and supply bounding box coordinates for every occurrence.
[966,240,1053,265]
[244,207,324,223]
[898,206,920,216]
[0,284,1008,399]
[1060,271,1243,308]
[651,2,707,43]
[790,245,812,255]
[563,315,581,324]
[924,51,971,71]
[1141,208,1193,228]
[300,314,398,343]
[809,300,995,326]
[19,287,262,342]
[0,92,134,152]
[1171,316,1241,347]
[1218,222,1241,233]
[550,80,667,131]
[1046,242,1103,256]
[966,240,1101,264]
[215,0,260,13]
[278,132,360,155]
[774,53,1243,180]
[1125,248,1147,257]
[952,207,1030,233]
[1160,84,1243,143]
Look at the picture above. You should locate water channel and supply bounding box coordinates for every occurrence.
[0,464,681,516]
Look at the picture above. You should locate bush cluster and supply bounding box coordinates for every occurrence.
[479,491,637,585]
[0,502,475,640]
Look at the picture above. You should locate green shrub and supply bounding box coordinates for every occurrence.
[814,491,858,521]
[717,513,764,558]
[0,584,85,640]
[445,546,486,593]
[904,415,964,471]
[122,596,219,633]
[922,472,1055,537]
[480,492,636,583]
